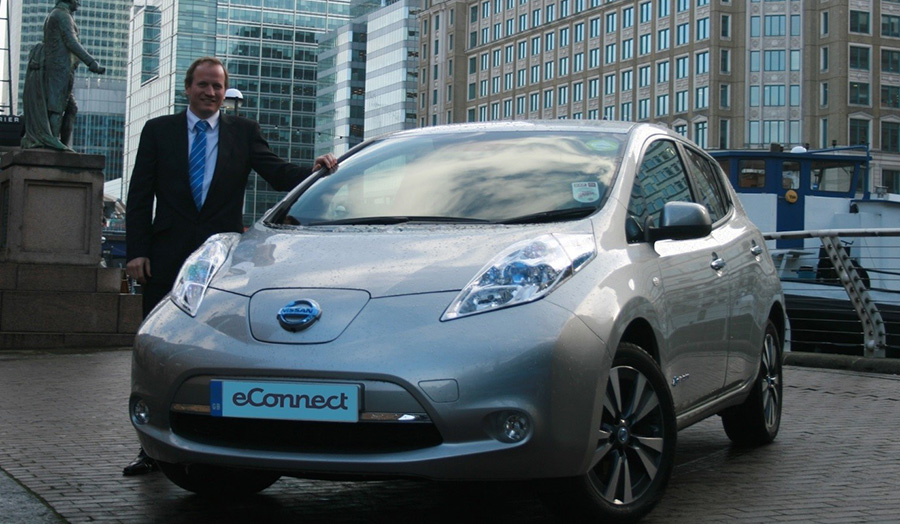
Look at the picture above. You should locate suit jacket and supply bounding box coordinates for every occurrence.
[126,111,313,286]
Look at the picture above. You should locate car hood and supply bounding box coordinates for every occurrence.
[211,221,594,298]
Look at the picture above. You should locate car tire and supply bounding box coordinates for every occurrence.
[158,462,280,497]
[721,319,782,446]
[545,343,677,523]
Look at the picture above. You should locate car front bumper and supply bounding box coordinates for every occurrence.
[130,289,612,481]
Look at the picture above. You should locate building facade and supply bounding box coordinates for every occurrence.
[417,0,900,193]
[124,0,351,225]
[315,0,420,157]
[14,0,131,182]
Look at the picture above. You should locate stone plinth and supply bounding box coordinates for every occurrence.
[1,149,105,265]
[0,150,141,350]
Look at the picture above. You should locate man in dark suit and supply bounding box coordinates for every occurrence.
[122,56,336,475]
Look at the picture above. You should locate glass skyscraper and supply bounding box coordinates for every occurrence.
[124,0,351,226]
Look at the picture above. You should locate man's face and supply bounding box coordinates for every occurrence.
[185,62,226,119]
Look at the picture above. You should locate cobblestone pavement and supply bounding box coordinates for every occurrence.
[1,349,899,523]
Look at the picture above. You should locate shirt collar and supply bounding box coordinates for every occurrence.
[186,108,220,130]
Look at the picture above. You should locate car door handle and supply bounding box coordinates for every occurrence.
[750,244,763,256]
[710,257,726,271]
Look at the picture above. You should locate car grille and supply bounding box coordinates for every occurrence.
[170,412,443,454]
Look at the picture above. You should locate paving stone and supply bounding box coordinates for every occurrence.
[1,350,900,522]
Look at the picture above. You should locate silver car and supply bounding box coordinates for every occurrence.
[130,121,785,521]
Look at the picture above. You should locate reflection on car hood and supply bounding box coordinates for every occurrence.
[211,222,593,298]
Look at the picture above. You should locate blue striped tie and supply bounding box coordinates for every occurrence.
[189,120,209,209]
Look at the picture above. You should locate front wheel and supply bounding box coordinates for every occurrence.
[158,462,280,497]
[721,319,782,446]
[546,343,677,523]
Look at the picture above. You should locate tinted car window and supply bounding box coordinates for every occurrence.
[627,139,694,236]
[281,131,625,224]
[683,146,729,222]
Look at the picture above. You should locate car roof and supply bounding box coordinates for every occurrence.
[380,120,670,139]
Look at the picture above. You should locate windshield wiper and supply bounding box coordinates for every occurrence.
[498,207,596,225]
[306,216,494,226]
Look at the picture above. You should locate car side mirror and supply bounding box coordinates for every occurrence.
[646,201,712,244]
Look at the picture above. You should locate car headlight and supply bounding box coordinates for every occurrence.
[170,233,241,317]
[442,233,596,320]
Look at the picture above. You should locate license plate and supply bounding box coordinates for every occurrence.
[210,380,360,423]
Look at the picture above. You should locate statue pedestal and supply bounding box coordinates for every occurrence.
[0,149,141,350]
[1,149,104,265]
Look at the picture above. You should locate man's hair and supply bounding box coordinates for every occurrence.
[184,57,229,89]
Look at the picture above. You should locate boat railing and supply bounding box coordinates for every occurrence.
[764,228,900,359]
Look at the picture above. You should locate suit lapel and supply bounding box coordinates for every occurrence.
[171,112,195,212]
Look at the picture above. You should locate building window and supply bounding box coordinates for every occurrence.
[696,86,709,109]
[764,15,786,36]
[574,82,584,101]
[544,89,554,108]
[622,39,633,60]
[605,43,617,64]
[623,7,633,28]
[849,119,869,146]
[763,121,784,145]
[763,85,785,106]
[560,27,570,47]
[638,98,651,119]
[621,101,633,121]
[750,16,760,37]
[590,17,601,38]
[575,23,584,42]
[821,12,829,34]
[621,70,633,91]
[676,56,689,78]
[658,0,670,18]
[721,15,730,38]
[850,46,870,70]
[720,49,730,73]
[884,15,900,37]
[657,61,670,83]
[675,124,687,137]
[639,65,651,87]
[719,120,729,149]
[821,82,828,106]
[696,51,709,74]
[574,53,584,72]
[879,122,899,152]
[750,85,759,107]
[677,23,690,45]
[697,17,709,40]
[604,74,616,95]
[640,2,652,24]
[720,84,730,108]
[694,121,708,148]
[676,90,688,112]
[750,50,760,72]
[658,28,670,50]
[602,106,613,120]
[821,47,829,70]
[589,78,600,98]
[884,50,900,73]
[606,12,617,33]
[764,50,786,71]
[516,96,526,115]
[639,34,652,55]
[849,82,870,105]
[882,85,900,108]
[791,15,800,36]
[790,84,800,106]
[559,85,569,105]
[656,94,669,116]
[850,11,870,34]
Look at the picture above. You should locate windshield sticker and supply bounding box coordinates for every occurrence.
[572,182,600,203]
[585,138,620,153]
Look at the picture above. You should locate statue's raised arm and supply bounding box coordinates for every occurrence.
[21,0,106,152]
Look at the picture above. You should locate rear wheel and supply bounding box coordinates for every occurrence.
[547,343,677,523]
[158,462,280,497]
[721,319,782,446]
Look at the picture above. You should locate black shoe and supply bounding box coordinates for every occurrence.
[123,449,158,476]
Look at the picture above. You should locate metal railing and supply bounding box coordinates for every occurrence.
[764,228,900,359]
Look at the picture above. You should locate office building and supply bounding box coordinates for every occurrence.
[124,0,351,225]
[315,0,420,157]
[417,0,900,192]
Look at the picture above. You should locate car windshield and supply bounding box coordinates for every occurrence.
[277,129,624,225]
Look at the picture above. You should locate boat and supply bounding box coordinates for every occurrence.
[710,145,900,358]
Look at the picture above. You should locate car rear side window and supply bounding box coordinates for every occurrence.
[683,146,730,222]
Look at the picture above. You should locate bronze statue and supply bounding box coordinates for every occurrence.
[21,0,106,152]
